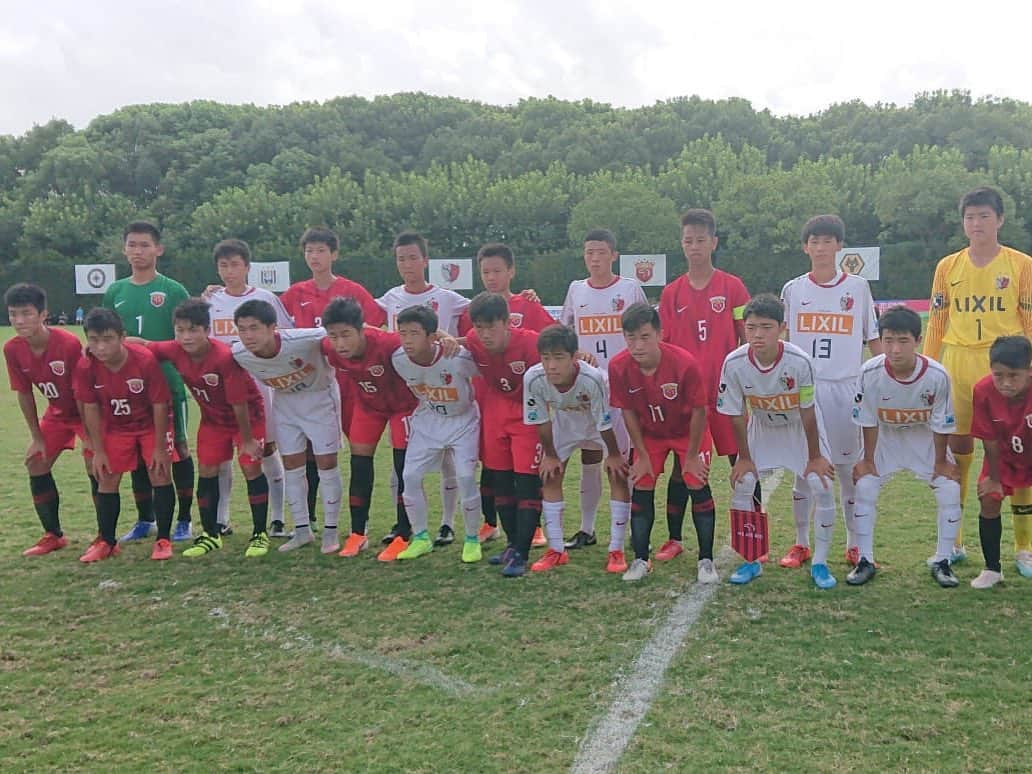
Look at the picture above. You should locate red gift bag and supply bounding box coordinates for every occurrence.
[730,507,769,562]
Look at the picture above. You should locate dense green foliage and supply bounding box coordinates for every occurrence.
[3,89,1032,311]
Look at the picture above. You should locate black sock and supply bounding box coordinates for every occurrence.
[246,475,270,534]
[153,484,176,540]
[480,467,497,527]
[196,475,220,537]
[306,458,320,523]
[393,449,411,537]
[631,488,656,561]
[131,463,154,523]
[690,484,716,560]
[514,473,542,559]
[492,470,516,544]
[29,473,62,536]
[349,455,375,535]
[172,457,194,523]
[666,475,689,541]
[89,474,99,513]
[97,492,120,545]
[979,515,1003,572]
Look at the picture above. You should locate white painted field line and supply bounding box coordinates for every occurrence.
[570,470,785,774]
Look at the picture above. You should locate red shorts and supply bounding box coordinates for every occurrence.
[479,393,541,474]
[348,401,410,449]
[196,420,267,467]
[337,372,354,440]
[707,405,737,458]
[632,428,714,490]
[103,428,177,474]
[39,416,86,459]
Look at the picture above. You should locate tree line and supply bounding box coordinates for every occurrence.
[3,89,1032,313]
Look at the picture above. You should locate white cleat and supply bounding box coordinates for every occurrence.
[321,527,340,555]
[697,558,720,584]
[970,569,1004,589]
[278,527,314,553]
[622,558,652,582]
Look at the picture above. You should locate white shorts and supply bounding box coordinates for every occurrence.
[271,382,342,456]
[551,407,629,463]
[872,426,955,482]
[816,378,863,465]
[405,409,480,480]
[749,419,831,479]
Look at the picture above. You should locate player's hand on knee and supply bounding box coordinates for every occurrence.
[977,477,1004,501]
[24,438,46,464]
[539,454,562,482]
[91,451,111,477]
[604,452,628,480]
[629,454,654,485]
[852,459,878,484]
[933,460,960,483]
[730,458,757,487]
[804,456,835,489]
[682,454,709,486]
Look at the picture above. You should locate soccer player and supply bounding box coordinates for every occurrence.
[103,220,195,543]
[281,226,387,530]
[321,297,418,561]
[717,294,838,588]
[141,299,273,558]
[378,231,470,547]
[523,325,629,573]
[390,305,483,562]
[850,306,961,588]
[4,283,91,556]
[969,336,1032,588]
[780,214,880,569]
[73,309,176,562]
[461,292,544,577]
[206,238,291,537]
[924,187,1032,564]
[231,299,343,554]
[558,229,646,549]
[609,303,715,583]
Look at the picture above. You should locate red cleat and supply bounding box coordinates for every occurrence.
[531,548,569,572]
[478,523,500,543]
[844,546,860,567]
[531,527,547,547]
[23,532,69,557]
[606,550,628,573]
[377,535,408,562]
[151,538,173,561]
[779,544,812,568]
[80,537,120,563]
[655,540,684,562]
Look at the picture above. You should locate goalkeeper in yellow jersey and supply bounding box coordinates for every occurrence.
[923,186,1032,570]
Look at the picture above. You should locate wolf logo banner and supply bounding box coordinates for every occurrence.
[730,507,769,562]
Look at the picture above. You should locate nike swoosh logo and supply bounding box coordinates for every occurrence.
[950,280,963,286]
[578,303,589,308]
[947,518,960,523]
[744,384,754,388]
[93,384,104,389]
[629,387,643,393]
[801,300,812,306]
[300,301,311,307]
[676,306,689,313]
[881,396,893,401]
[114,301,125,308]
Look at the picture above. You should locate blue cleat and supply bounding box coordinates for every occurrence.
[172,520,193,542]
[729,561,762,584]
[811,562,837,590]
[489,546,517,566]
[120,521,156,542]
[501,554,527,578]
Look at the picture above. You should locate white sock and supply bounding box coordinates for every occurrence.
[403,474,429,535]
[217,461,233,526]
[579,462,602,533]
[792,476,811,546]
[262,452,285,523]
[462,496,481,539]
[609,499,630,551]
[732,472,758,511]
[836,465,857,548]
[284,466,310,528]
[809,473,836,566]
[542,500,565,552]
[853,474,880,563]
[440,450,457,528]
[317,467,342,530]
[933,475,962,561]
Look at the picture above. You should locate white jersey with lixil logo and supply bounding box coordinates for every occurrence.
[781,272,878,382]
[523,361,614,460]
[392,345,479,420]
[560,277,647,370]
[208,287,293,345]
[852,353,956,479]
[378,285,470,336]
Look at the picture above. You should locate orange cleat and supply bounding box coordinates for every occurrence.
[779,544,812,568]
[478,523,500,543]
[655,540,684,562]
[377,535,409,562]
[844,546,860,567]
[339,533,369,558]
[531,548,569,572]
[606,549,628,573]
[23,532,69,557]
[151,538,173,561]
[531,527,547,547]
[80,537,121,563]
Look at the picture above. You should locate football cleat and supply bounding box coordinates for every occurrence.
[380,525,403,545]
[729,561,762,584]
[268,520,288,538]
[501,554,527,578]
[606,550,628,573]
[321,526,340,555]
[564,530,596,550]
[531,527,547,547]
[80,537,121,563]
[779,544,812,568]
[245,532,270,558]
[338,533,369,558]
[931,558,959,588]
[23,532,68,557]
[655,540,684,562]
[622,558,652,582]
[432,525,455,547]
[846,557,876,586]
[219,522,233,537]
[182,533,222,557]
[398,535,434,560]
[1015,550,1032,579]
[926,545,968,567]
[461,538,483,563]
[970,569,1004,589]
[488,546,517,566]
[120,520,156,542]
[478,523,500,543]
[697,558,720,584]
[377,536,409,562]
[278,527,314,553]
[151,538,174,561]
[172,520,193,542]
[844,546,860,567]
[531,548,569,572]
[811,563,837,590]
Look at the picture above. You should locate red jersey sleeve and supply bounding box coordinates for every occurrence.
[147,340,180,363]
[607,357,630,410]
[73,359,97,404]
[279,285,299,317]
[523,300,556,332]
[463,330,486,360]
[221,353,251,405]
[970,379,994,441]
[4,340,30,392]
[457,310,473,337]
[658,283,676,343]
[355,285,387,328]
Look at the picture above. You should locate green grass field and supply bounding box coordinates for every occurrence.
[2,326,1031,772]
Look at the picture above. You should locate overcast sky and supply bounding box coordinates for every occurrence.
[3,0,1031,136]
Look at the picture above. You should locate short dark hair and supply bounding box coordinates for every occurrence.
[537,324,578,355]
[234,299,277,326]
[743,293,784,325]
[680,209,716,236]
[4,282,47,312]
[123,220,161,243]
[989,336,1032,370]
[960,186,1004,217]
[173,298,211,329]
[393,231,428,258]
[584,229,617,252]
[468,292,510,325]
[396,304,437,335]
[877,306,922,340]
[300,226,339,253]
[213,238,252,266]
[801,215,845,244]
[477,243,514,267]
[84,307,125,335]
[621,302,660,333]
[322,297,364,330]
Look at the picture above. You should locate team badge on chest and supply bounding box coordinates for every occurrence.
[150,292,166,308]
[127,378,144,394]
[779,373,795,391]
[509,361,526,375]
[509,312,524,328]
[611,295,625,312]
[441,369,453,385]
[203,373,220,387]
[996,275,1011,290]
[48,360,65,376]
[709,295,726,313]
[840,292,854,311]
[369,365,385,377]
[661,382,678,400]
